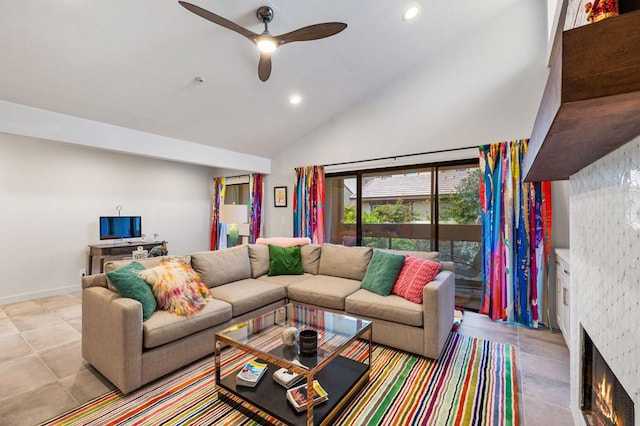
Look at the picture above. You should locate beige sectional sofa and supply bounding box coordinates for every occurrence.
[81,243,455,393]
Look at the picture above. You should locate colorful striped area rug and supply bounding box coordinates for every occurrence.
[41,333,517,426]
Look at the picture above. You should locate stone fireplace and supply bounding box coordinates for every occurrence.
[570,136,640,425]
[581,331,635,425]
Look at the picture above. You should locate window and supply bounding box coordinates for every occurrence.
[325,160,481,310]
[225,183,249,205]
[361,169,434,251]
[223,175,251,206]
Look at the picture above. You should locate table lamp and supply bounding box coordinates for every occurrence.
[219,204,248,246]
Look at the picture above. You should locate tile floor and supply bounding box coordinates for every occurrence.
[0,294,574,425]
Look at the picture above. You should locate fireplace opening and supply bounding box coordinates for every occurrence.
[582,331,635,426]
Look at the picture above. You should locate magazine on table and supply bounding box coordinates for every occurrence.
[236,360,268,387]
[286,380,328,412]
[273,367,305,388]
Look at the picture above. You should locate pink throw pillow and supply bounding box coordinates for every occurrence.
[392,256,441,304]
[256,237,311,247]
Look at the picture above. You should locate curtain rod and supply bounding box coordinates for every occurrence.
[323,145,478,168]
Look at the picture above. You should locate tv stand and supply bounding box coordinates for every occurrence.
[87,241,166,274]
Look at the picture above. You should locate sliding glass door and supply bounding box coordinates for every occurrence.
[325,174,358,246]
[325,161,482,310]
[437,165,481,310]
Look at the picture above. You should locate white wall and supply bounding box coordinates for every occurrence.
[264,0,549,237]
[0,133,216,304]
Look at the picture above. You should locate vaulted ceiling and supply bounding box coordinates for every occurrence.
[0,0,535,161]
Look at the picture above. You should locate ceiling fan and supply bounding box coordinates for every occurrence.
[178,1,347,82]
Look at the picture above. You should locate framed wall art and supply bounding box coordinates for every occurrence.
[274,186,287,207]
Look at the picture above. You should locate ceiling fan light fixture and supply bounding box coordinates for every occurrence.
[257,37,277,53]
[179,2,347,81]
[402,4,421,21]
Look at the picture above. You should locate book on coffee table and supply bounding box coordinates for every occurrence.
[273,367,305,388]
[236,360,268,387]
[286,380,328,412]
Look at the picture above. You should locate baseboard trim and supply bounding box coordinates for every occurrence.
[0,285,81,306]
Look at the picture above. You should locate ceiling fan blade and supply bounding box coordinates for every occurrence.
[277,22,347,44]
[258,52,272,82]
[178,1,258,42]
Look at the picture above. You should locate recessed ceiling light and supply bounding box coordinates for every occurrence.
[402,4,421,21]
[289,94,302,105]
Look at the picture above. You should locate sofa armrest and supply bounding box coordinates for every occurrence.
[82,286,144,393]
[81,273,108,289]
[422,270,455,359]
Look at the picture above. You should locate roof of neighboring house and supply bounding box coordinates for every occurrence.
[350,169,471,200]
[344,179,358,196]
[439,169,472,195]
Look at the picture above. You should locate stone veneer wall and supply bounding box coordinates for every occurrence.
[570,136,640,425]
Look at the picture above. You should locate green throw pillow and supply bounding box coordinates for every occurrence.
[268,245,304,276]
[106,261,157,321]
[361,250,406,296]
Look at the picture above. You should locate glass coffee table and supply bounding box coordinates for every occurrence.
[215,303,372,426]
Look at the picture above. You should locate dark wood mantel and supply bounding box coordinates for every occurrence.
[523,10,640,182]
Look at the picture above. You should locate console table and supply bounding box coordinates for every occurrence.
[87,241,166,274]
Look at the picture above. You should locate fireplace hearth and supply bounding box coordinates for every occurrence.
[582,331,635,426]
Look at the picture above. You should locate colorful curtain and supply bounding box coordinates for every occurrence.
[248,173,264,244]
[293,166,325,244]
[210,177,226,250]
[479,140,552,328]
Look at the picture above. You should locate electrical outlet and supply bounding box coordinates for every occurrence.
[79,268,87,278]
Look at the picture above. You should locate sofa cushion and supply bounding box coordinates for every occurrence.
[392,256,441,304]
[191,246,252,288]
[345,289,423,327]
[209,279,286,317]
[361,250,406,296]
[301,245,321,275]
[287,275,361,310]
[105,261,157,322]
[105,256,191,273]
[137,258,210,316]
[248,244,270,278]
[440,261,454,272]
[268,245,303,276]
[143,298,232,349]
[380,249,439,262]
[104,256,190,291]
[256,273,314,288]
[318,244,373,281]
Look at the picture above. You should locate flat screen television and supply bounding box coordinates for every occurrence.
[99,216,142,240]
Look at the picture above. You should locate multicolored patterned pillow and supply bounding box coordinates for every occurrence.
[136,257,210,316]
[391,255,441,304]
